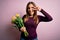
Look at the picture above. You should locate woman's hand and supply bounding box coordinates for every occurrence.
[20,27,26,32]
[33,6,42,11]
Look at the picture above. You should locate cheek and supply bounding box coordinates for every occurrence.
[28,9,30,12]
[27,9,34,15]
[28,9,34,13]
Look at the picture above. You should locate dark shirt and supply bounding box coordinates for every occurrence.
[21,9,53,40]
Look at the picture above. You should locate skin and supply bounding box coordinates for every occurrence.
[28,4,34,17]
[20,4,42,32]
[28,4,42,17]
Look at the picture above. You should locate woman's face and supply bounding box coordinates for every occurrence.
[28,4,35,16]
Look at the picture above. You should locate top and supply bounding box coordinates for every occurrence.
[21,9,53,40]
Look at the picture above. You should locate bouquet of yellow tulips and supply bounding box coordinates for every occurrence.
[11,13,28,37]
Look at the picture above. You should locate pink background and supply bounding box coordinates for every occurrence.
[0,0,60,40]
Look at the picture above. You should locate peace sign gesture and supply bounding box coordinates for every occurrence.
[33,6,42,11]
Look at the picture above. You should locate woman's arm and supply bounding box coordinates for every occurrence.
[39,9,53,22]
[33,6,53,22]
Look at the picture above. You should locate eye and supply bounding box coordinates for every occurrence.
[28,7,30,9]
[32,7,34,8]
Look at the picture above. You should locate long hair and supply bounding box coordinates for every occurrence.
[24,2,39,24]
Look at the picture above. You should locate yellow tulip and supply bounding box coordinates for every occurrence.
[15,13,20,17]
[11,16,16,22]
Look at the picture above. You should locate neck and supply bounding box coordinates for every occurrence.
[29,15,33,17]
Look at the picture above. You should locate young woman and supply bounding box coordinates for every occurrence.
[20,2,53,40]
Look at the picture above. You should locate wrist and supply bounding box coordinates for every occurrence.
[39,8,42,12]
[40,8,43,12]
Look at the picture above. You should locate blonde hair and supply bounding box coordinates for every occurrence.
[24,2,39,24]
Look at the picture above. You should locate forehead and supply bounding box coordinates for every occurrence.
[28,4,34,7]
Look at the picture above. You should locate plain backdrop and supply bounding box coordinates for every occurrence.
[0,0,60,40]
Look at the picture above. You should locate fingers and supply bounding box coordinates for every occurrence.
[33,6,40,11]
[20,27,26,32]
[33,6,42,11]
[33,7,37,10]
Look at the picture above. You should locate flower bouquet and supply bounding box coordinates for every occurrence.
[11,13,28,37]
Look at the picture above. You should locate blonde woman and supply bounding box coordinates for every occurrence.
[20,2,53,40]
